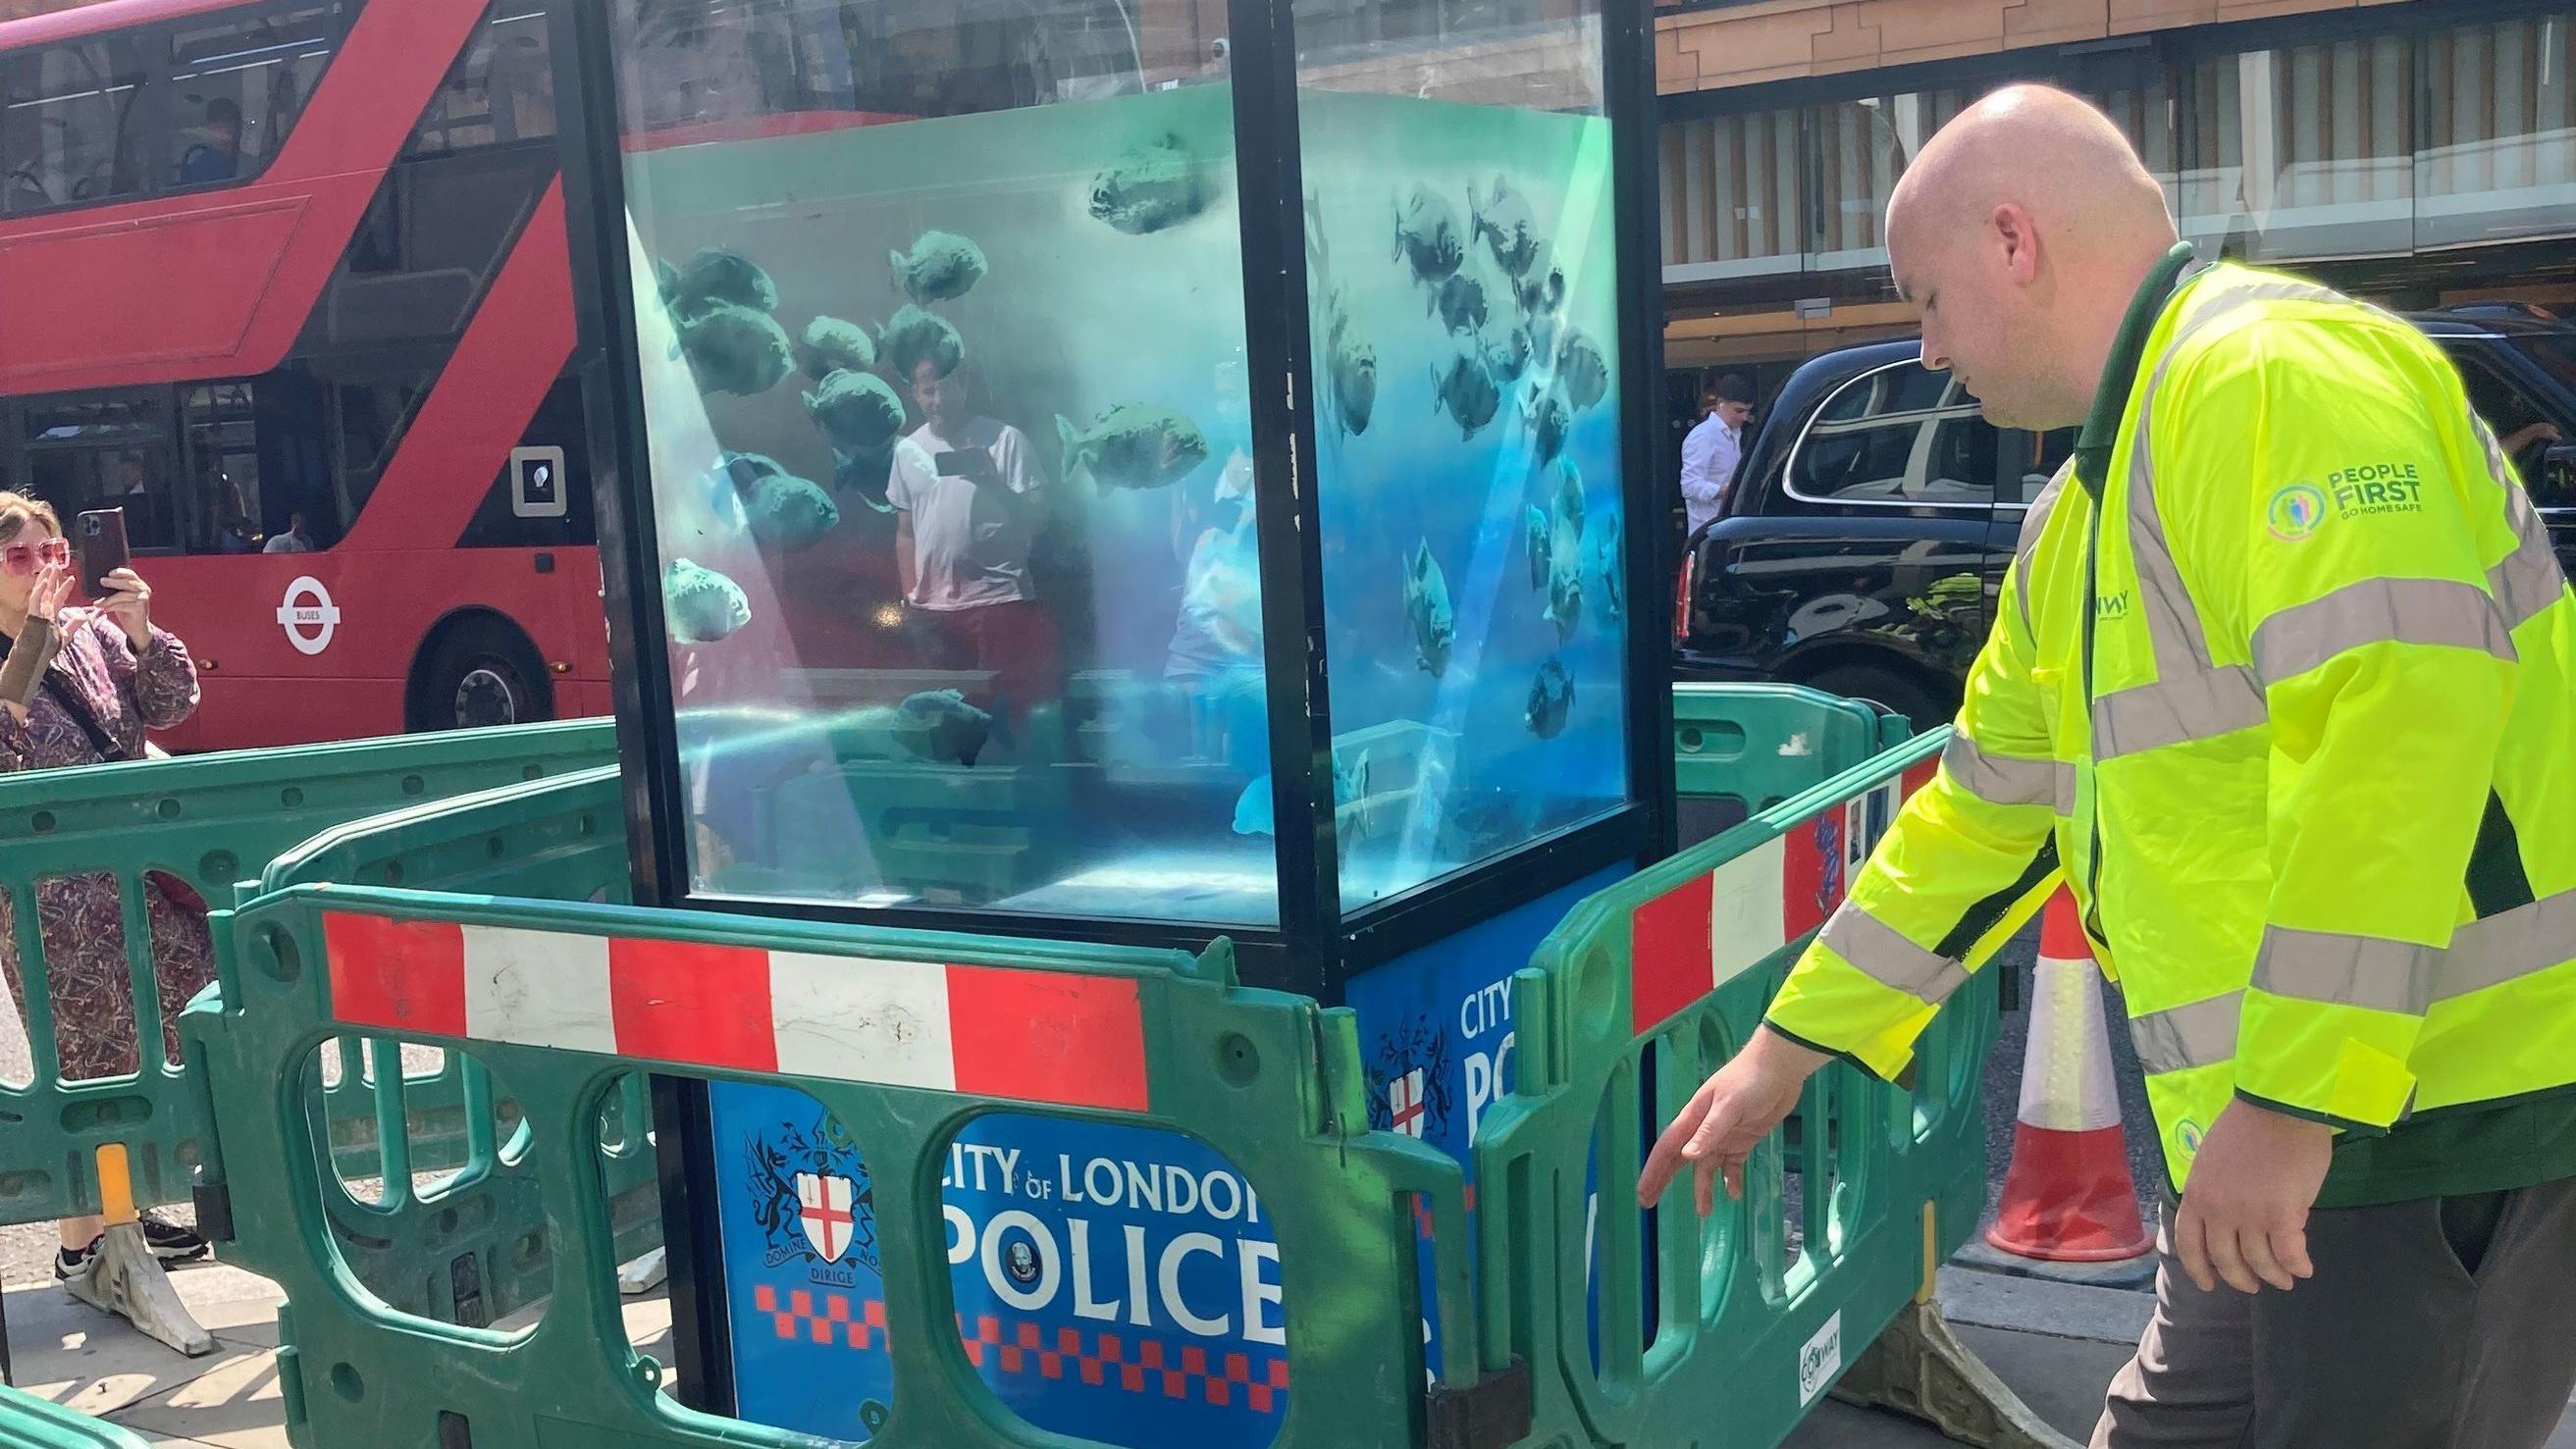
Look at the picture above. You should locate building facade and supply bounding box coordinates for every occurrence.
[1656,0,2576,379]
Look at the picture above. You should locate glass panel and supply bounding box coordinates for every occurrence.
[181,382,267,553]
[0,38,149,213]
[166,2,340,189]
[23,390,169,526]
[2417,16,2576,251]
[1294,1,1629,911]
[611,0,1272,925]
[1658,109,1804,285]
[2182,37,2415,263]
[1802,87,1971,273]
[2451,344,2576,509]
[409,1,558,157]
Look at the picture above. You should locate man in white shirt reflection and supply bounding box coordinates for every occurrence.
[1679,374,1754,538]
[886,359,1056,723]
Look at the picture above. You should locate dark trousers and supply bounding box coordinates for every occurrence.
[2093,1178,2576,1448]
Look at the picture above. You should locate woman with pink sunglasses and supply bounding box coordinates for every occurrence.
[0,491,214,1279]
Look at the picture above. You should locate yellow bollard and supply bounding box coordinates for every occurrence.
[94,1143,137,1228]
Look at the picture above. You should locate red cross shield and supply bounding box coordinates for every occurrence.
[1388,1067,1429,1139]
[796,1171,858,1263]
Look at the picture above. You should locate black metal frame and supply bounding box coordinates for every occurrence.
[559,0,1675,1414]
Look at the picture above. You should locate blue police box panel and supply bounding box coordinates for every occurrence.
[1341,866,1627,1378]
[711,1080,1289,1446]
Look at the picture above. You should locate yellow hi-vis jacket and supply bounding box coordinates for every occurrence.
[1764,254,2576,1192]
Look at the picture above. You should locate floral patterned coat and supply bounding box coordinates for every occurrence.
[0,610,210,1080]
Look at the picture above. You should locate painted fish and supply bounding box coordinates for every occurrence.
[1430,347,1501,440]
[1405,540,1456,678]
[1524,385,1571,467]
[1056,405,1210,491]
[831,443,897,514]
[1231,750,1371,839]
[1545,461,1585,642]
[875,304,966,385]
[1091,133,1206,234]
[750,474,839,551]
[1327,304,1377,438]
[1525,504,1550,591]
[798,315,876,381]
[1555,326,1609,412]
[895,689,997,767]
[1591,522,1624,623]
[672,247,777,317]
[1392,185,1465,288]
[678,303,794,396]
[1470,175,1543,278]
[1525,657,1575,740]
[1484,324,1535,387]
[663,558,751,644]
[890,230,987,304]
[1432,270,1489,336]
[805,369,908,454]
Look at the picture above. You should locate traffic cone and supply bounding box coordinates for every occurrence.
[1984,890,2153,1263]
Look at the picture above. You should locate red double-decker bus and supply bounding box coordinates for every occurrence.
[0,0,603,750]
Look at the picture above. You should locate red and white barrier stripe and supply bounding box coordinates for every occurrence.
[1984,891,2151,1264]
[321,912,1150,1113]
[1629,763,1935,1037]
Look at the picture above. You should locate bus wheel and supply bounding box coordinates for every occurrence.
[413,620,552,733]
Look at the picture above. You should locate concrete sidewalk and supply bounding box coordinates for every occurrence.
[5,1262,2571,1446]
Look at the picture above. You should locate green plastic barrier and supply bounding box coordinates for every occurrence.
[249,765,652,1328]
[186,886,1488,1449]
[0,1387,153,1448]
[1672,683,1917,847]
[0,720,614,1231]
[1477,725,2003,1449]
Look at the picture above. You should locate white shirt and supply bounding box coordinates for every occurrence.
[261,532,311,554]
[885,416,1042,611]
[1680,413,1744,536]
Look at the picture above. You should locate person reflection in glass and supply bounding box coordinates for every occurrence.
[887,358,1057,725]
[1163,368,1261,762]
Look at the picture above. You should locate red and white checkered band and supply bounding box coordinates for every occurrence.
[1628,763,1935,1037]
[319,911,1151,1113]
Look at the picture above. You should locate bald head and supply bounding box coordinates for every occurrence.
[1886,85,2181,430]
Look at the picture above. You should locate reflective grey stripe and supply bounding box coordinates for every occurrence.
[2014,460,2074,632]
[1941,733,2073,812]
[2128,990,2242,1076]
[1817,902,1971,1006]
[2440,886,2576,1004]
[2490,482,2569,632]
[2252,926,2440,1016]
[2091,664,2265,759]
[2250,577,2517,686]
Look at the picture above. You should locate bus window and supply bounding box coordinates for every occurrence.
[410,1,556,157]
[1,38,150,214]
[22,391,173,546]
[165,2,342,191]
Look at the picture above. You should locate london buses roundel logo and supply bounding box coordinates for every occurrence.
[276,576,342,656]
[2268,483,2327,542]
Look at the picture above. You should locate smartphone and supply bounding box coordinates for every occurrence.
[77,508,130,596]
[935,448,995,482]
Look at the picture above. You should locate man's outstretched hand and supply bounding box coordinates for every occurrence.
[1638,1026,1829,1216]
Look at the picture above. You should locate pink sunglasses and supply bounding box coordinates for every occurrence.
[0,539,70,576]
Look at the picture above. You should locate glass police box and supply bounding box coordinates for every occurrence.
[556,0,1667,1441]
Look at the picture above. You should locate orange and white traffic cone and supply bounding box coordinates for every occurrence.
[1984,890,2154,1264]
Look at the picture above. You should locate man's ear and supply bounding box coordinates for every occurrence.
[1993,202,2041,285]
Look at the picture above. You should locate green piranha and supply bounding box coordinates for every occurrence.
[714,453,839,553]
[876,304,966,385]
[805,368,907,454]
[1405,540,1456,678]
[1545,461,1585,642]
[1090,133,1207,235]
[798,315,875,381]
[1056,405,1210,491]
[679,303,794,396]
[890,230,987,304]
[669,247,777,319]
[1526,656,1575,740]
[663,558,751,645]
